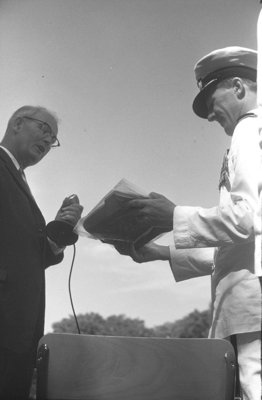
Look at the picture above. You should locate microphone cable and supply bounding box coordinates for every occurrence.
[68,243,81,334]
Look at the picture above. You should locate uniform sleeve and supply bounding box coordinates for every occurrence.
[169,246,214,282]
[173,117,262,248]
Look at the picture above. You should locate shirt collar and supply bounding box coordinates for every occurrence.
[0,146,20,170]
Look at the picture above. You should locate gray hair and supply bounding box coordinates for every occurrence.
[7,105,59,128]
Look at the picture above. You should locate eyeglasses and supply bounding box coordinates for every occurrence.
[23,116,60,148]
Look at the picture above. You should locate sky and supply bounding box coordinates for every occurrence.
[0,0,260,333]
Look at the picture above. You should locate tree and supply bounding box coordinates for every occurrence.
[153,309,210,338]
[52,309,210,338]
[52,312,154,337]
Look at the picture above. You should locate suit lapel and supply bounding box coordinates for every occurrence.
[0,148,37,203]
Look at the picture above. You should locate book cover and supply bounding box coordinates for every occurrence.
[75,179,166,248]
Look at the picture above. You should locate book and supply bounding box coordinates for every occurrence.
[75,179,166,249]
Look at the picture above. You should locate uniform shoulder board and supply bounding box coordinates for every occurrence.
[237,112,257,123]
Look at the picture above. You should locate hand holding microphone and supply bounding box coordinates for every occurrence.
[46,194,84,246]
[56,194,83,225]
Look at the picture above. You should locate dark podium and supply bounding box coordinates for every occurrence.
[36,333,236,400]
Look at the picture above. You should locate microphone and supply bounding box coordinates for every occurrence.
[46,195,79,246]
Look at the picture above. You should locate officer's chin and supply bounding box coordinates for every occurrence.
[224,124,234,137]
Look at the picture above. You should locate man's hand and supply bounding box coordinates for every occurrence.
[114,241,170,263]
[55,195,83,227]
[127,192,175,232]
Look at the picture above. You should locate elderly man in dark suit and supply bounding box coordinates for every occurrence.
[0,105,83,399]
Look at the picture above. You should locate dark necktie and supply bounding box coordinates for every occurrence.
[19,168,32,195]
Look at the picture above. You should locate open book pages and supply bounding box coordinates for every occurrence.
[75,178,166,249]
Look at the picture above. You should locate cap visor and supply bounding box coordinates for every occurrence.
[192,80,218,119]
[192,91,208,119]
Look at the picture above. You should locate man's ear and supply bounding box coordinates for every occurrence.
[12,117,24,133]
[232,77,245,99]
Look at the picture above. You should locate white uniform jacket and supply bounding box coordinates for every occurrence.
[169,112,262,338]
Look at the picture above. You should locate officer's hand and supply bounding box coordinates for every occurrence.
[126,192,175,232]
[114,241,170,263]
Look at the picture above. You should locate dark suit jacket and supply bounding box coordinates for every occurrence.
[0,148,63,353]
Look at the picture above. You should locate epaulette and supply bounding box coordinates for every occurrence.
[237,112,257,123]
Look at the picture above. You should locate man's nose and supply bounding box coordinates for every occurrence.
[43,137,52,148]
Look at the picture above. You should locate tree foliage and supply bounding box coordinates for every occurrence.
[52,312,154,337]
[52,309,210,338]
[153,309,210,338]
